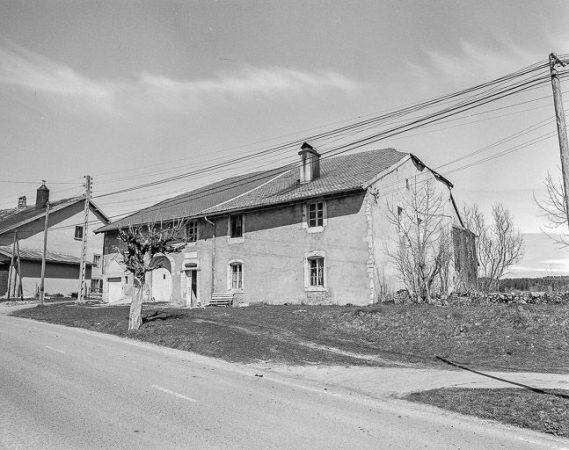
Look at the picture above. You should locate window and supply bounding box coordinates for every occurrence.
[74,225,83,240]
[229,262,243,290]
[304,252,326,291]
[93,254,101,267]
[186,220,198,242]
[230,215,243,238]
[308,202,324,228]
[397,206,404,229]
[304,201,326,233]
[309,257,325,287]
[90,279,103,293]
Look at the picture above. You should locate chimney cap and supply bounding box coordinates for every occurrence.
[35,181,50,209]
[298,142,320,156]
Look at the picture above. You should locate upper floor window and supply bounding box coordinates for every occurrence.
[304,200,327,233]
[230,215,243,238]
[186,220,198,242]
[74,225,83,240]
[93,254,101,267]
[308,202,324,228]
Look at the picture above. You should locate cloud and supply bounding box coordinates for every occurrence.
[0,44,115,109]
[0,43,357,114]
[538,258,569,266]
[407,38,546,92]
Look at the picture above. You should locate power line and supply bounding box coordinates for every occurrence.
[92,62,553,207]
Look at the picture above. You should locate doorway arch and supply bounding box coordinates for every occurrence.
[150,255,172,302]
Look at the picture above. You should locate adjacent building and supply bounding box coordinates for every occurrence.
[96,144,475,306]
[0,183,110,298]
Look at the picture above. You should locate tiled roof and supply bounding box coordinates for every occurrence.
[0,198,79,235]
[0,198,110,236]
[203,148,407,214]
[0,246,91,266]
[95,168,286,233]
[96,148,408,233]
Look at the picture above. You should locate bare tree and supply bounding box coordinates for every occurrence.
[118,220,186,331]
[384,178,453,304]
[463,203,524,293]
[535,172,569,246]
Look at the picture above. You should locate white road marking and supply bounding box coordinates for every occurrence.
[151,385,197,403]
[46,346,65,354]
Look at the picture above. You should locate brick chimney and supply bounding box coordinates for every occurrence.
[298,142,321,183]
[17,196,27,209]
[35,181,49,209]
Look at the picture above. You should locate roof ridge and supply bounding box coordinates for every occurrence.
[200,167,291,215]
[95,147,411,232]
[0,196,83,235]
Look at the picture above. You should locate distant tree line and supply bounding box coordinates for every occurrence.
[496,276,569,292]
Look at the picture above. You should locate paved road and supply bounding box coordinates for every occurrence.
[0,313,567,450]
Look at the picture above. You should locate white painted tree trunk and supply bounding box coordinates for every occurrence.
[128,282,145,331]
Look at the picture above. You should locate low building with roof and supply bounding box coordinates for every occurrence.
[0,183,110,298]
[95,144,476,306]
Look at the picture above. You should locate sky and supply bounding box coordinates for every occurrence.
[1,0,569,277]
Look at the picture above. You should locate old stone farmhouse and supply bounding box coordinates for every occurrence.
[95,144,475,306]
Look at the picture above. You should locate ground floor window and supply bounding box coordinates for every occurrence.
[304,252,326,291]
[229,261,243,290]
[90,279,103,293]
[309,257,325,287]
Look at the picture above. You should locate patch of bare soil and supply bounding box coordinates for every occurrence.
[406,388,569,438]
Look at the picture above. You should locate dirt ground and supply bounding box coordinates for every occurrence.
[9,301,569,373]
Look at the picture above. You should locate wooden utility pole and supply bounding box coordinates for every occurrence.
[39,202,50,306]
[6,232,16,300]
[549,52,569,228]
[16,235,23,300]
[78,175,92,303]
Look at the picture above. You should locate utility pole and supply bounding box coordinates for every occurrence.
[549,52,569,228]
[78,175,92,303]
[39,201,50,306]
[6,232,16,300]
[16,235,23,300]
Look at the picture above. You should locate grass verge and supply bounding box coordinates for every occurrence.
[10,302,569,372]
[406,388,569,438]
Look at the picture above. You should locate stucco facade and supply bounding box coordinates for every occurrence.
[98,147,472,306]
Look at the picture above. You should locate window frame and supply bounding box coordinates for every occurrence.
[185,219,198,243]
[309,257,325,287]
[74,225,84,240]
[227,260,244,291]
[308,202,324,228]
[303,200,327,233]
[93,254,102,268]
[228,214,245,243]
[304,251,327,291]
